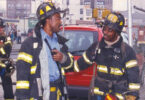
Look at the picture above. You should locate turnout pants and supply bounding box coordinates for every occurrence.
[1,75,14,100]
[50,79,63,100]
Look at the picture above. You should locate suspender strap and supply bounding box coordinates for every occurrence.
[44,39,52,52]
[44,38,68,100]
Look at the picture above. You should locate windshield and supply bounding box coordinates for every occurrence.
[59,30,98,55]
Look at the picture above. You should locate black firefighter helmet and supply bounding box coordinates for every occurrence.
[36,2,64,23]
[104,12,125,35]
[0,18,5,28]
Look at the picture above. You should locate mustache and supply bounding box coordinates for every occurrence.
[103,33,109,37]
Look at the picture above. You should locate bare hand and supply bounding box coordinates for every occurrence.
[52,49,63,62]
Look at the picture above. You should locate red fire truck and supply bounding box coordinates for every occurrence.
[59,25,103,99]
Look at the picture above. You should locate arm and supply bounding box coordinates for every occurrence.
[73,42,98,72]
[16,39,33,99]
[125,46,140,98]
[51,49,74,72]
[0,37,12,58]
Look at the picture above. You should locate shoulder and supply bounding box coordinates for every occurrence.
[21,36,40,51]
[122,42,136,60]
[123,42,135,53]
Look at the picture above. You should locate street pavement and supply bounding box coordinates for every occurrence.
[0,37,145,100]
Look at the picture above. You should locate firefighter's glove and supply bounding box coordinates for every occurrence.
[125,95,136,100]
[4,59,15,76]
[5,65,15,76]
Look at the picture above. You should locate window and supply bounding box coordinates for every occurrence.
[26,4,30,9]
[67,0,69,5]
[80,8,83,14]
[80,18,83,20]
[24,4,27,9]
[80,0,84,5]
[16,11,20,14]
[84,1,90,5]
[58,30,96,54]
[8,4,11,9]
[11,4,14,8]
[16,4,21,8]
[86,9,92,16]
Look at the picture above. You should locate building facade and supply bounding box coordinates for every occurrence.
[7,0,31,19]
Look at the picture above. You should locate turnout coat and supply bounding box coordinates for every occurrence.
[16,25,73,99]
[74,37,140,99]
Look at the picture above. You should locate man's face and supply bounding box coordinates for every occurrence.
[50,13,62,33]
[0,26,4,35]
[102,26,118,42]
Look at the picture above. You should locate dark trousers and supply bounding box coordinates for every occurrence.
[1,75,14,99]
[50,79,63,100]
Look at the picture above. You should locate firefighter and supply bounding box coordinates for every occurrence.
[15,2,73,100]
[0,18,14,100]
[73,12,140,100]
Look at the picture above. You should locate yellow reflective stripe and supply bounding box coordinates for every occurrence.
[63,53,73,70]
[137,41,145,44]
[83,52,93,65]
[74,60,80,72]
[5,99,14,100]
[129,83,140,90]
[110,67,124,75]
[0,47,6,55]
[106,94,113,100]
[4,41,12,45]
[126,60,137,68]
[57,89,62,100]
[30,98,34,100]
[17,52,33,64]
[94,87,104,95]
[30,64,37,74]
[61,67,65,76]
[16,81,29,89]
[50,87,56,92]
[97,65,108,73]
[0,62,6,68]
[115,93,124,100]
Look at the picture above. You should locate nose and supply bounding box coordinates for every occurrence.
[103,29,108,35]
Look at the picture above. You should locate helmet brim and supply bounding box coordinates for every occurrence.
[55,8,68,14]
[37,8,68,25]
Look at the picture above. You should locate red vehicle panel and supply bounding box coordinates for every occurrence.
[59,25,103,98]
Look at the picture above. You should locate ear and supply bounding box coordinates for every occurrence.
[46,18,51,24]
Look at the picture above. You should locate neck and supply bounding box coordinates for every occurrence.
[105,36,120,46]
[43,26,53,37]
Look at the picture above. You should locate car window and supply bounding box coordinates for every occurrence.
[59,30,98,55]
